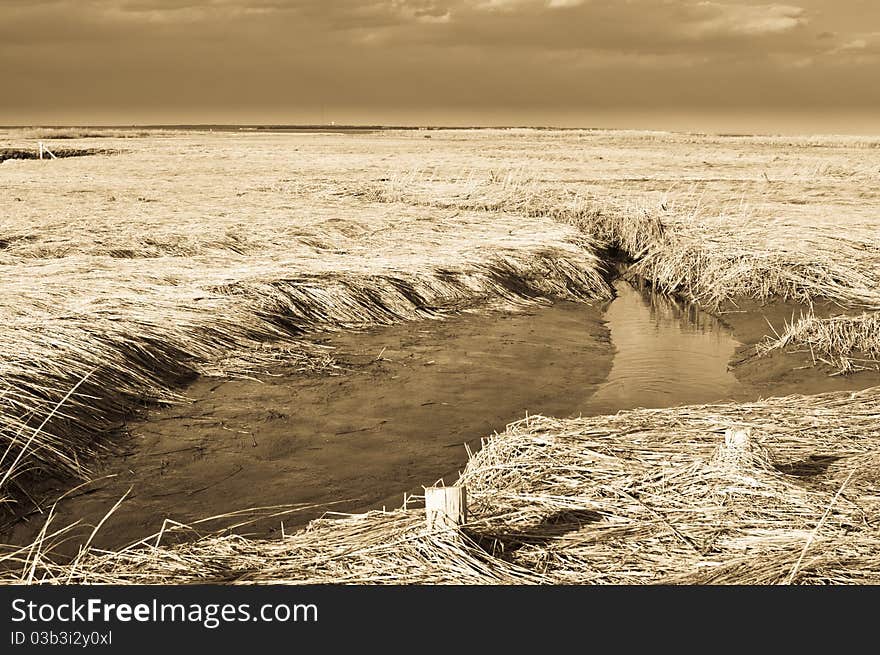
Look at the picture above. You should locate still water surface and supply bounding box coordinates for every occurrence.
[584,279,744,415]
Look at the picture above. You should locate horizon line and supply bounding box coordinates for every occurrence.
[4,123,879,139]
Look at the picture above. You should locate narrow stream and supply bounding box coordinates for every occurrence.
[4,279,750,550]
[583,279,744,415]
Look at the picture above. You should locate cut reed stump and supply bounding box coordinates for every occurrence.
[425,486,467,532]
[712,427,772,471]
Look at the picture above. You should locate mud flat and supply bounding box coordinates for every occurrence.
[723,298,880,395]
[5,302,613,550]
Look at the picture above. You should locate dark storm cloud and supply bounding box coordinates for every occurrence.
[1,1,877,125]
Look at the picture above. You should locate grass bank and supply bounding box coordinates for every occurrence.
[0,176,610,510]
[757,311,880,374]
[354,170,880,309]
[5,387,879,584]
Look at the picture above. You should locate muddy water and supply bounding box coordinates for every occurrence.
[584,280,744,415]
[7,284,877,552]
[5,302,614,550]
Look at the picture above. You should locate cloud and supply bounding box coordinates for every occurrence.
[2,0,879,123]
[546,0,587,8]
[0,2,815,50]
[683,2,807,38]
[839,39,868,51]
[824,32,880,62]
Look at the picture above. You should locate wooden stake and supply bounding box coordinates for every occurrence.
[425,486,467,532]
[38,142,57,160]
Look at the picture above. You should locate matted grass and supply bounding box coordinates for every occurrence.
[5,387,879,585]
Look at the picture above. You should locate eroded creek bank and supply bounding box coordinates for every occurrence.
[5,282,880,553]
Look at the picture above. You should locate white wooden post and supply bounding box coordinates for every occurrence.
[425,486,467,531]
[38,142,57,160]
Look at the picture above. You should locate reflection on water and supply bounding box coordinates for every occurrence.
[584,279,743,415]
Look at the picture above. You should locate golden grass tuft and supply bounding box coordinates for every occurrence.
[757,311,880,374]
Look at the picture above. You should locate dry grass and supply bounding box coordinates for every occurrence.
[5,387,880,585]
[0,236,607,509]
[355,167,880,309]
[0,131,614,511]
[458,389,880,584]
[3,128,880,582]
[757,311,880,374]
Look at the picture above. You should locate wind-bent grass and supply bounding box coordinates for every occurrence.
[0,164,611,509]
[5,387,880,585]
[757,311,880,374]
[354,169,880,310]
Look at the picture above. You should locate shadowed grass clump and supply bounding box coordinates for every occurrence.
[757,311,880,374]
[6,387,879,584]
[0,147,115,161]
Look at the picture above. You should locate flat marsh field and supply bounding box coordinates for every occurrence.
[2,127,880,583]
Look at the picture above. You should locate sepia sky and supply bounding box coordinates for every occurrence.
[2,0,879,132]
